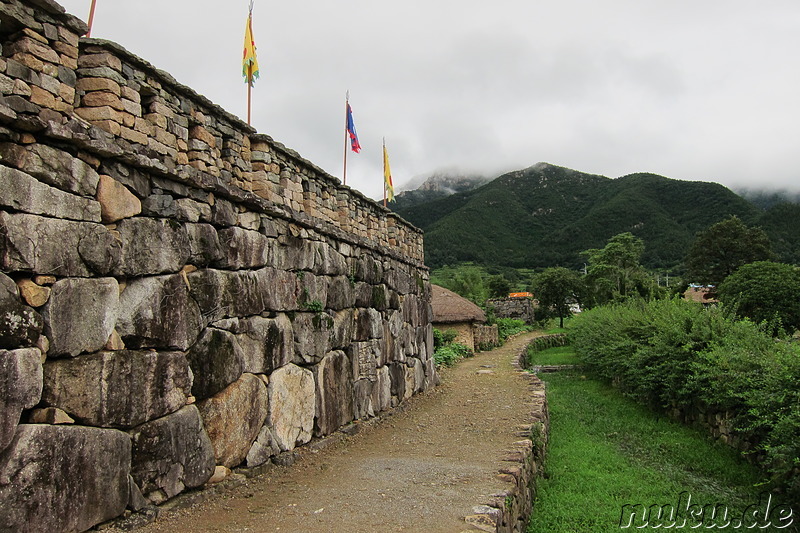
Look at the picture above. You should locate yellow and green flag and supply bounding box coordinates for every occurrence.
[242,8,259,85]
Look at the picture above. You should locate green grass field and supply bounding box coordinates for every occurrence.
[527,365,795,532]
[526,345,578,366]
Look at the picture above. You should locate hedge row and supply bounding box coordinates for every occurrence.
[569,298,800,502]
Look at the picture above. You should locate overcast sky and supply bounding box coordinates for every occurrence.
[57,0,800,199]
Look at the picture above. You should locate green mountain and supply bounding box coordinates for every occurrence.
[395,162,797,271]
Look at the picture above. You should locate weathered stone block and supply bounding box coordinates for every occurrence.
[371,365,392,413]
[197,373,268,469]
[267,363,315,452]
[129,405,215,503]
[117,274,203,351]
[42,277,119,358]
[0,165,102,222]
[215,315,293,374]
[188,267,299,324]
[0,212,118,277]
[353,379,375,420]
[96,174,141,222]
[354,307,384,341]
[0,142,99,196]
[42,350,192,428]
[330,308,355,350]
[114,217,190,276]
[312,241,347,276]
[0,272,42,350]
[214,226,271,270]
[313,350,354,437]
[246,424,281,467]
[326,275,356,310]
[0,348,42,453]
[185,223,223,266]
[0,424,130,533]
[292,312,333,365]
[186,327,244,401]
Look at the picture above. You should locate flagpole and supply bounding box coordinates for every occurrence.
[383,137,387,208]
[343,91,349,186]
[86,0,98,37]
[245,1,256,126]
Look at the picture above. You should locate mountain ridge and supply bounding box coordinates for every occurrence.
[390,163,798,271]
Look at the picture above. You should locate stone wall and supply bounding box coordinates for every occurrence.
[488,297,536,324]
[474,324,499,351]
[0,1,433,532]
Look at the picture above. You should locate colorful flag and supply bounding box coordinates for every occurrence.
[383,141,395,202]
[242,9,260,85]
[346,103,361,153]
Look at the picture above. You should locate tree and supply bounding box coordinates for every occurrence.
[717,261,800,335]
[487,275,511,298]
[531,267,583,327]
[685,216,773,286]
[582,232,656,306]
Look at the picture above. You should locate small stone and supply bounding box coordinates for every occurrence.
[28,406,75,424]
[16,279,51,307]
[206,465,229,485]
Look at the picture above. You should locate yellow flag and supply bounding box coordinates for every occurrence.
[383,142,395,202]
[242,12,259,85]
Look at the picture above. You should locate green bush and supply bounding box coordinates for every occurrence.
[569,297,800,500]
[432,328,472,367]
[495,318,531,342]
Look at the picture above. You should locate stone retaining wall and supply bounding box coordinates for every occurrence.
[0,1,433,532]
[487,297,535,324]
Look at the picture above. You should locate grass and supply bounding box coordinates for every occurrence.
[527,362,794,531]
[527,345,578,366]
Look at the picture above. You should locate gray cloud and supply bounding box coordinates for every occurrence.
[58,0,800,198]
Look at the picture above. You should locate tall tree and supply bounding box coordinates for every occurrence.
[717,261,800,335]
[583,232,656,306]
[531,267,583,327]
[685,216,773,286]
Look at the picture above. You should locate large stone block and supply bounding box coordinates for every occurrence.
[186,327,244,401]
[214,314,293,374]
[114,217,190,276]
[96,174,142,222]
[313,350,354,437]
[0,348,42,453]
[188,268,299,324]
[0,165,102,222]
[292,312,333,365]
[214,226,272,270]
[312,241,347,276]
[117,274,203,351]
[246,424,281,468]
[354,307,384,341]
[353,379,375,420]
[267,363,315,452]
[42,350,191,428]
[0,142,100,196]
[129,405,215,503]
[185,223,223,266]
[0,424,130,533]
[330,308,355,350]
[326,275,356,310]
[42,277,119,358]
[371,365,392,413]
[0,212,119,276]
[0,272,42,350]
[197,373,268,469]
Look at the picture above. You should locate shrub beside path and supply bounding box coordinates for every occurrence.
[124,332,543,533]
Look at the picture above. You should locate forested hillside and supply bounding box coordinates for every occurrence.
[392,163,799,270]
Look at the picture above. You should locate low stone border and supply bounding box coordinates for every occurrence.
[461,340,550,533]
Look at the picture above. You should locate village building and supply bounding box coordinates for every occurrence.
[431,284,496,351]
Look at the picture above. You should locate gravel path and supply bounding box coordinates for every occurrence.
[120,332,540,533]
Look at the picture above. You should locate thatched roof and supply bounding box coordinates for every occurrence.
[431,285,486,324]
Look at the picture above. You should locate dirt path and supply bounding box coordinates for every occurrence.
[122,333,540,533]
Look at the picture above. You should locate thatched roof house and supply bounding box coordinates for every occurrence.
[431,285,491,351]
